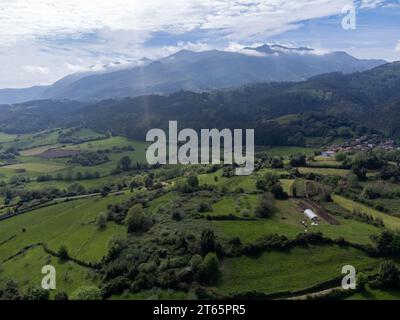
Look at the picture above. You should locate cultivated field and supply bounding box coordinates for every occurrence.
[219,245,382,296]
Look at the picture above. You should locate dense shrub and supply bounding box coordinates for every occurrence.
[199,252,220,285]
[289,154,306,167]
[57,245,69,261]
[24,288,50,300]
[125,204,153,233]
[255,193,276,218]
[97,212,107,230]
[371,261,400,289]
[69,152,109,166]
[70,286,102,300]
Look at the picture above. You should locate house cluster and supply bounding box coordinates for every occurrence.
[326,135,397,154]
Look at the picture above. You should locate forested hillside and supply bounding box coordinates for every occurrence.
[1,62,400,145]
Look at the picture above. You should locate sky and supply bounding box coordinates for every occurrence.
[0,0,399,88]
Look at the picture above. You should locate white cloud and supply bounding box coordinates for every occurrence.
[396,40,400,52]
[0,0,381,87]
[0,0,354,45]
[225,42,269,56]
[359,0,385,8]
[21,65,50,74]
[64,63,90,73]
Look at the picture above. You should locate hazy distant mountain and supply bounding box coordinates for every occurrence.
[0,86,49,105]
[0,44,385,104]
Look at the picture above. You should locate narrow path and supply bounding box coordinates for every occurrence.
[285,286,342,300]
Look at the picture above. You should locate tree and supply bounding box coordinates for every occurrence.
[190,254,203,277]
[172,210,183,221]
[187,174,199,189]
[352,152,385,170]
[176,180,194,193]
[145,174,154,189]
[54,292,69,300]
[125,204,151,233]
[289,154,306,167]
[101,185,111,197]
[97,212,107,230]
[371,230,400,255]
[129,178,142,191]
[200,229,219,255]
[362,185,381,199]
[270,184,289,200]
[357,272,369,291]
[70,286,102,300]
[255,193,276,218]
[200,252,220,284]
[335,152,347,162]
[270,157,284,168]
[197,202,211,213]
[67,182,86,195]
[0,281,21,300]
[337,126,352,138]
[373,261,400,289]
[352,165,367,181]
[118,156,132,171]
[57,245,69,260]
[256,178,267,191]
[256,172,279,191]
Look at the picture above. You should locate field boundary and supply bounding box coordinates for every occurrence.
[1,242,101,270]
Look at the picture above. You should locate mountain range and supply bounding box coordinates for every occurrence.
[1,61,400,147]
[0,44,385,105]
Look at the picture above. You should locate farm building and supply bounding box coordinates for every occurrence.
[303,209,319,222]
[321,150,335,157]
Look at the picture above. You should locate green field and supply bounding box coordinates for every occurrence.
[218,245,382,296]
[63,136,146,153]
[333,195,400,230]
[0,194,131,263]
[0,132,18,143]
[1,126,400,300]
[4,162,66,173]
[0,135,149,185]
[69,128,101,138]
[345,286,400,300]
[0,246,99,296]
[25,174,133,191]
[198,170,259,192]
[213,199,379,244]
[5,131,60,150]
[281,179,294,194]
[299,167,350,176]
[209,194,258,217]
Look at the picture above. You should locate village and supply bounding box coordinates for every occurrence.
[323,135,398,156]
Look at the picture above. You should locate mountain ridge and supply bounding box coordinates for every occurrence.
[1,61,400,144]
[0,44,386,105]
